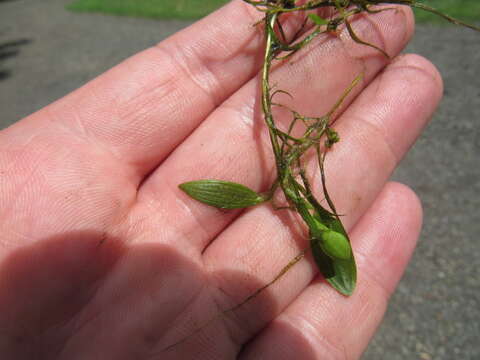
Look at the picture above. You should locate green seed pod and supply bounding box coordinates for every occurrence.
[321,230,352,260]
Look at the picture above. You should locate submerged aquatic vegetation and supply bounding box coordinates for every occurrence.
[179,0,479,312]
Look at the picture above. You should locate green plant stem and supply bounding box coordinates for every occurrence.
[262,13,283,170]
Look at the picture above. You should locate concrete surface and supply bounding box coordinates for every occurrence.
[0,0,188,123]
[1,1,479,359]
[366,25,480,360]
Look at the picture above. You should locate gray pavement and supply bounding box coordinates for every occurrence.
[0,0,188,122]
[1,1,479,359]
[366,25,480,360]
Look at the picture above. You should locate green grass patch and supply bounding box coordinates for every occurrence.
[67,0,479,24]
[67,0,230,20]
[414,0,480,23]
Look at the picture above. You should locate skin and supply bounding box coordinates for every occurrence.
[0,1,443,359]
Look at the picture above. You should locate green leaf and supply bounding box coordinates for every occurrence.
[311,236,356,296]
[179,180,266,209]
[292,184,356,296]
[326,256,356,296]
[310,212,356,296]
[308,13,329,26]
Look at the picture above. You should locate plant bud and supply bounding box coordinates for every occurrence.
[321,230,352,260]
[310,218,329,238]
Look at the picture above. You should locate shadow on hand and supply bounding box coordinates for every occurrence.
[0,228,320,359]
[0,231,126,358]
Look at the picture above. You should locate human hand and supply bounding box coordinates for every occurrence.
[0,1,442,359]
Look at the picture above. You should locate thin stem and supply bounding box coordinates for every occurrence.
[262,13,283,169]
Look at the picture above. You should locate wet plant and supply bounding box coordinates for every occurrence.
[177,0,480,340]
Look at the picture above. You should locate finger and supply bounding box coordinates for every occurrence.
[135,6,415,251]
[2,1,280,179]
[240,182,422,360]
[197,54,441,346]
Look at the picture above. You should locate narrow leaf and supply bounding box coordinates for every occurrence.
[179,180,266,209]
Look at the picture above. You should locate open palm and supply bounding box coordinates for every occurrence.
[0,2,442,359]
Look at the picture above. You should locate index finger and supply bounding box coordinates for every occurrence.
[3,1,283,180]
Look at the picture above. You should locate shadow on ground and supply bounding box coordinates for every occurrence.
[0,38,31,81]
[0,0,31,81]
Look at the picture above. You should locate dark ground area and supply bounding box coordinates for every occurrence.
[1,0,479,359]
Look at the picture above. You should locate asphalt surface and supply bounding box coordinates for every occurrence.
[1,1,479,359]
